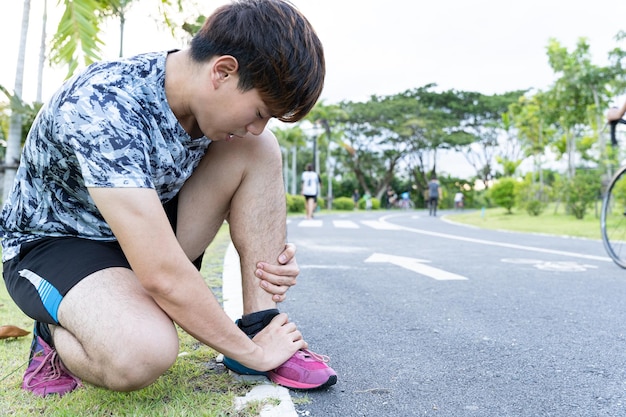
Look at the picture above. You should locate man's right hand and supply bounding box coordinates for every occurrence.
[249,313,307,371]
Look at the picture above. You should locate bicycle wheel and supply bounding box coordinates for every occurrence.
[601,165,626,268]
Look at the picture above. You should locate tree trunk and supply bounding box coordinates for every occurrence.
[291,146,297,195]
[36,0,47,103]
[4,0,31,202]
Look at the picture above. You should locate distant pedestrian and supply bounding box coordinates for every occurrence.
[352,189,360,209]
[454,191,464,210]
[386,187,397,209]
[301,163,321,219]
[428,175,442,216]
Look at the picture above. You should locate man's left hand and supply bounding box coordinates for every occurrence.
[255,243,299,302]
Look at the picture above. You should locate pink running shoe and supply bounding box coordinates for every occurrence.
[268,349,337,390]
[22,336,82,397]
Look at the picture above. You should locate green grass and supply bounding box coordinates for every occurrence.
[445,204,603,240]
[0,224,274,417]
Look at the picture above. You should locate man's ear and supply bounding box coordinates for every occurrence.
[211,55,239,88]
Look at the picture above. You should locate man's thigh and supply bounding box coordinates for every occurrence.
[3,237,131,325]
[57,266,179,367]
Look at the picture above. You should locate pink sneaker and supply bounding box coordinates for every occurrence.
[22,336,82,397]
[268,349,337,390]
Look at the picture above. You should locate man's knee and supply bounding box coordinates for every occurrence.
[101,331,179,391]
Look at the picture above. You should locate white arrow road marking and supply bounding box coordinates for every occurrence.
[365,252,468,281]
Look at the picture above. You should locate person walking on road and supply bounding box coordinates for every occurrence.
[428,175,442,216]
[301,163,321,219]
[454,191,464,210]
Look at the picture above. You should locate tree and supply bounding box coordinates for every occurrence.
[507,91,556,189]
[337,96,409,201]
[95,0,138,57]
[403,87,523,189]
[4,0,31,202]
[50,0,106,77]
[47,0,186,78]
[545,37,614,179]
[36,0,48,102]
[274,125,306,195]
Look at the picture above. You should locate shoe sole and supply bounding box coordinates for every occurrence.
[222,357,267,376]
[268,373,337,390]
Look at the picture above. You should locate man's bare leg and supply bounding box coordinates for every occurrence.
[176,130,338,389]
[176,130,286,315]
[54,267,179,391]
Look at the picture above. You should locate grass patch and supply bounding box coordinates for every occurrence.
[447,204,603,240]
[0,223,272,417]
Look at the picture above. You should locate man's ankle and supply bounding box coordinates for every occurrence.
[35,322,53,346]
[238,309,279,337]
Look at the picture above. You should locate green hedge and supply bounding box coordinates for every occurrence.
[332,196,355,210]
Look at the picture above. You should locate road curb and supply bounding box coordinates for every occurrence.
[222,242,297,417]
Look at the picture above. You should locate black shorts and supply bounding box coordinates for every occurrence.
[303,194,317,202]
[2,194,203,325]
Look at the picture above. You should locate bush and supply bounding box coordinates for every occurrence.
[517,178,551,217]
[332,196,355,210]
[286,194,305,213]
[488,177,517,214]
[358,197,381,210]
[562,170,601,220]
[317,196,325,211]
[525,200,544,216]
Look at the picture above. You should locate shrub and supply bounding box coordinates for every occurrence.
[332,196,355,210]
[358,197,380,210]
[517,178,551,217]
[286,194,305,213]
[488,177,517,214]
[562,170,601,220]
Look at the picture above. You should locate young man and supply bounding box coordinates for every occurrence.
[1,0,336,396]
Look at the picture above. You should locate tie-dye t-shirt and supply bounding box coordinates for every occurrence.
[0,51,211,262]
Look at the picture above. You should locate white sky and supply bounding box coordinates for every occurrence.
[1,0,625,177]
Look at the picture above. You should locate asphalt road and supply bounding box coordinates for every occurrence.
[279,210,626,417]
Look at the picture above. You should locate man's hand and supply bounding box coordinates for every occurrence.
[255,243,299,302]
[249,313,307,371]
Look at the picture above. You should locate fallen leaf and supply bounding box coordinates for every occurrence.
[0,325,30,339]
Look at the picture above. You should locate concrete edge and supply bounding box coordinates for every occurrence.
[222,242,297,417]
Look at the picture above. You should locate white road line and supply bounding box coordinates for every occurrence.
[222,242,243,321]
[298,219,323,227]
[379,214,612,262]
[333,220,359,229]
[360,220,402,230]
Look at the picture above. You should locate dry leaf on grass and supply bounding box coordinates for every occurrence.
[0,325,30,339]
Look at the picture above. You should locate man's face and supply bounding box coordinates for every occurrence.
[195,73,273,142]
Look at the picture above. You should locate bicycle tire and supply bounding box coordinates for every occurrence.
[601,165,626,268]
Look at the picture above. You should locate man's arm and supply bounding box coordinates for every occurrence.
[88,187,305,371]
